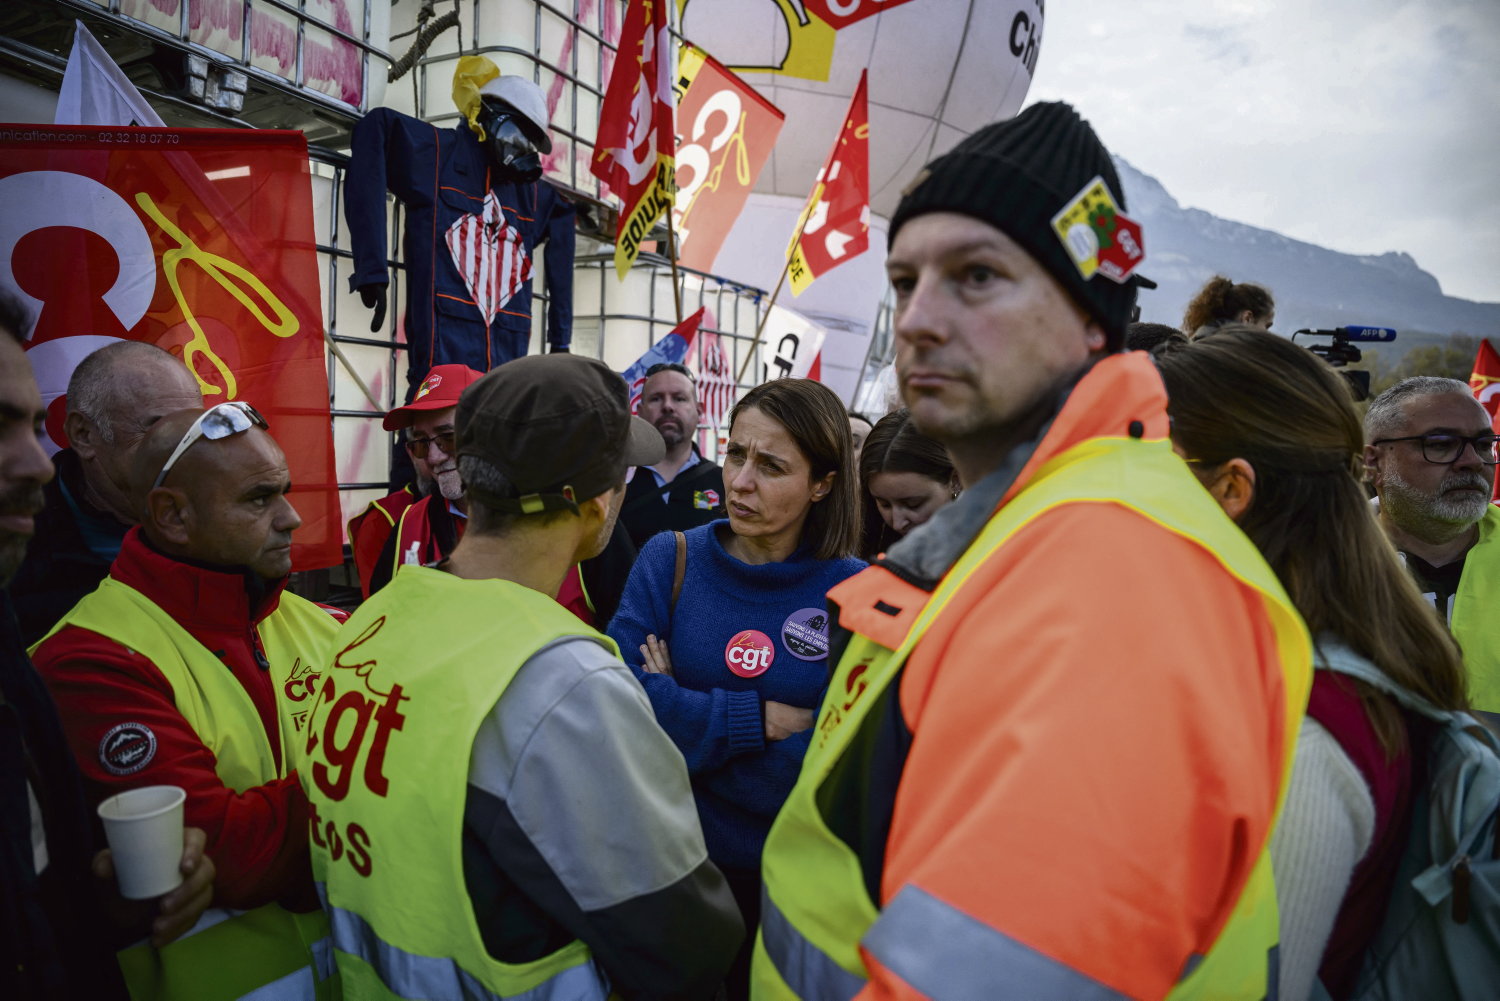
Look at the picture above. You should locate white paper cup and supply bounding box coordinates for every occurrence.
[97,785,186,900]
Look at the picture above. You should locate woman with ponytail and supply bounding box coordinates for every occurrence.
[1182,275,1275,338]
[1155,326,1471,1001]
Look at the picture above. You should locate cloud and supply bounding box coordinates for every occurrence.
[1181,23,1253,67]
[1028,0,1500,302]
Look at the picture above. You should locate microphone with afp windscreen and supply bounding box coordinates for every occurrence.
[1291,325,1398,399]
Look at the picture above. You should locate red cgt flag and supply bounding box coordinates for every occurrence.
[671,44,784,271]
[1469,338,1500,502]
[592,0,676,279]
[788,69,869,296]
[1,124,341,570]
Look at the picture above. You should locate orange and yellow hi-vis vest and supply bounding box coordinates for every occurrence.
[753,353,1312,1000]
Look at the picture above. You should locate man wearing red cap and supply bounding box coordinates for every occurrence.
[375,364,482,593]
[353,364,482,597]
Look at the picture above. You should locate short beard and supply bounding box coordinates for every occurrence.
[435,468,464,502]
[0,533,27,586]
[654,420,686,449]
[0,483,45,585]
[1382,464,1492,538]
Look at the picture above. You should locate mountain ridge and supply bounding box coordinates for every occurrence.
[1114,158,1497,356]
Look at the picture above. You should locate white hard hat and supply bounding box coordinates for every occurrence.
[478,75,552,154]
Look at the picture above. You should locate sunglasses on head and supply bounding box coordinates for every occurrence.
[645,362,695,382]
[153,401,269,489]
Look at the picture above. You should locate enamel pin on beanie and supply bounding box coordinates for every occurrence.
[887,101,1150,347]
[1051,176,1144,284]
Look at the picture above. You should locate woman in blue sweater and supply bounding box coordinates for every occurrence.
[607,378,864,998]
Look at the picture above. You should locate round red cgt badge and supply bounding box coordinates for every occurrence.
[725,629,775,678]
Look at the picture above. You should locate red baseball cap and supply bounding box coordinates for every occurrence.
[383,365,485,431]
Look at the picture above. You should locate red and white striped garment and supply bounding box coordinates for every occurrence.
[696,328,736,433]
[444,191,532,325]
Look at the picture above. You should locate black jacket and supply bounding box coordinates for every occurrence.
[619,452,726,552]
[11,449,124,647]
[1,590,125,1000]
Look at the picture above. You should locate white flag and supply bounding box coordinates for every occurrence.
[55,20,165,127]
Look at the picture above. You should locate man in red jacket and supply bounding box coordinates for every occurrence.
[31,404,342,999]
[362,364,484,594]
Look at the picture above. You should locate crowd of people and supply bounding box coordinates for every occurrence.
[4,99,1497,1001]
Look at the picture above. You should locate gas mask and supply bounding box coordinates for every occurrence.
[477,98,543,183]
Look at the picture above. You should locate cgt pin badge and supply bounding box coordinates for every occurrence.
[1050,176,1145,284]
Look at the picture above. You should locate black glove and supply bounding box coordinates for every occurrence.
[358,284,388,333]
[549,344,570,354]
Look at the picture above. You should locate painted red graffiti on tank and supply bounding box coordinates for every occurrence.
[304,35,362,104]
[541,0,594,172]
[191,0,246,41]
[249,11,294,73]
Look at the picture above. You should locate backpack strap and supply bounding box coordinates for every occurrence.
[671,531,686,613]
[1315,635,1455,725]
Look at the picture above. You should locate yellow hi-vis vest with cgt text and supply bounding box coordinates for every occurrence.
[752,435,1312,1000]
[32,577,337,1001]
[301,565,614,1000]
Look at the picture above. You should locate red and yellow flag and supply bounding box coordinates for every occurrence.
[1469,339,1500,502]
[788,70,869,296]
[1,124,341,570]
[592,0,676,279]
[672,44,784,272]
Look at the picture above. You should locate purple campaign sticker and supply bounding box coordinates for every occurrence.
[782,607,831,661]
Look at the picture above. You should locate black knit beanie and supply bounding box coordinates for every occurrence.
[888,102,1142,349]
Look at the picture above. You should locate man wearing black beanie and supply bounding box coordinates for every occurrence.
[754,103,1311,1000]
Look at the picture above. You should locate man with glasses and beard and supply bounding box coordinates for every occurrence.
[29,403,341,1001]
[373,363,636,625]
[1365,376,1500,725]
[620,362,726,550]
[365,364,484,595]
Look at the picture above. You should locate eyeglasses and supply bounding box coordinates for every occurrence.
[153,401,269,489]
[1371,433,1500,465]
[404,430,456,459]
[645,362,695,382]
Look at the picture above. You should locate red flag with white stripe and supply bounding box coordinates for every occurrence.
[1469,338,1500,502]
[592,0,675,279]
[788,70,869,296]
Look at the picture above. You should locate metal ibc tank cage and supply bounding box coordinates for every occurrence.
[328,0,767,533]
[382,0,766,425]
[0,1,767,572]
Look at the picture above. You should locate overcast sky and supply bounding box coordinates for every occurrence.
[1026,0,1500,304]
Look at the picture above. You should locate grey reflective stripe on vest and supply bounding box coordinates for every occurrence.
[862,885,1132,1001]
[240,967,315,1001]
[760,887,867,1001]
[174,905,243,941]
[139,906,328,1000]
[326,898,607,1001]
[311,935,335,983]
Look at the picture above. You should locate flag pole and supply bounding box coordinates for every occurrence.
[323,329,383,412]
[665,209,685,324]
[735,204,815,385]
